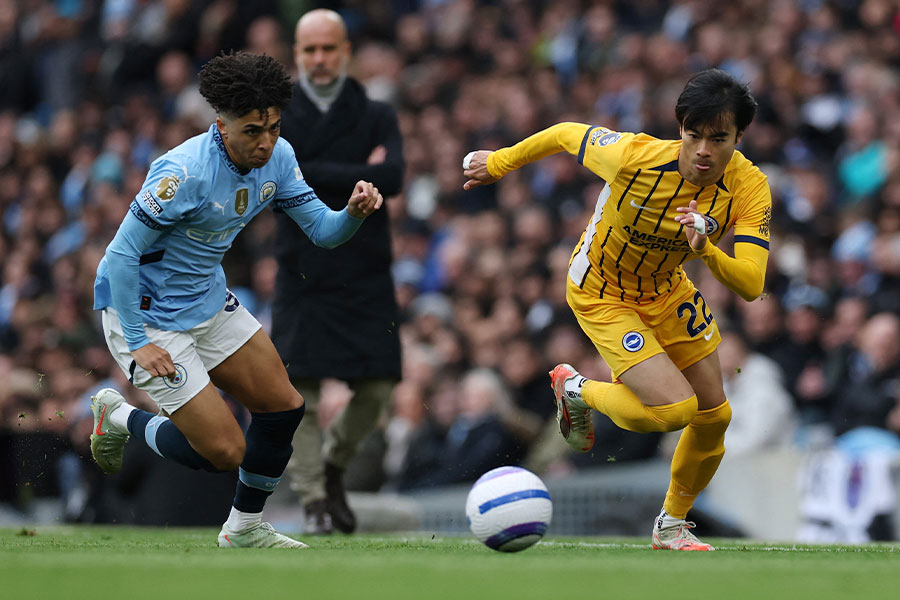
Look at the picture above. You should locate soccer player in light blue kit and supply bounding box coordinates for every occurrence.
[90,51,383,548]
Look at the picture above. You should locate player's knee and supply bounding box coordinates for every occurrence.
[660,413,694,432]
[698,399,732,432]
[269,389,303,412]
[649,394,698,432]
[665,414,694,432]
[288,391,304,411]
[206,441,245,471]
[716,400,732,426]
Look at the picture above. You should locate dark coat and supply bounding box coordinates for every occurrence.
[272,78,404,380]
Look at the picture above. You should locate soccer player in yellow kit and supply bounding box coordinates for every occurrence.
[463,69,771,550]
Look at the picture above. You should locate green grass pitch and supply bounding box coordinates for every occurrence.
[2,527,899,600]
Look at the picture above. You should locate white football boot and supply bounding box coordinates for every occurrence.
[651,510,714,551]
[90,388,131,475]
[218,522,309,549]
[549,363,594,452]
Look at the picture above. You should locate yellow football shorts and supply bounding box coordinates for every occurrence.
[566,274,721,380]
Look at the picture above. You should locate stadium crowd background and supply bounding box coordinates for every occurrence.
[1,0,900,526]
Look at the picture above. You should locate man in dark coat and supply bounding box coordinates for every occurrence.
[272,9,404,534]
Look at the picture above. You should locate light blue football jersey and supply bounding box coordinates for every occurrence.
[94,124,363,350]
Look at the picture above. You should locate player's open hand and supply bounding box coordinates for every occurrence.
[462,150,500,190]
[347,180,382,218]
[131,342,177,379]
[674,199,708,251]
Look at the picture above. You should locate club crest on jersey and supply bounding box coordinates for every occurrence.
[235,188,249,216]
[154,175,182,201]
[759,206,771,237]
[260,181,277,203]
[700,214,720,235]
[622,331,645,352]
[163,363,188,389]
[591,128,622,147]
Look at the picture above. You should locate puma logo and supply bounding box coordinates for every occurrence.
[213,201,226,214]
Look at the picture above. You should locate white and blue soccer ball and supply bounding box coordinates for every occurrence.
[465,466,552,552]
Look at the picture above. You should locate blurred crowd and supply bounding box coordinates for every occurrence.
[3,0,900,518]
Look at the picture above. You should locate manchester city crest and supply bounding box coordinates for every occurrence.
[260,181,277,203]
[163,363,188,389]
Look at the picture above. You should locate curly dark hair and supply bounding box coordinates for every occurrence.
[198,51,292,118]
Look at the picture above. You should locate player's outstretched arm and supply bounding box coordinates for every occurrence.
[462,122,590,191]
[346,180,383,218]
[278,183,381,249]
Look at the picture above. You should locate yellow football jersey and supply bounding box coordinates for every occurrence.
[488,123,771,304]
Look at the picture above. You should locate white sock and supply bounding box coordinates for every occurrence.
[656,509,684,529]
[564,376,587,398]
[224,507,262,533]
[109,403,136,432]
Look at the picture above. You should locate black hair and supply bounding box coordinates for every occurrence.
[198,51,292,119]
[675,69,757,136]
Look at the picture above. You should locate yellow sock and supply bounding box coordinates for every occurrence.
[581,381,697,433]
[663,400,733,519]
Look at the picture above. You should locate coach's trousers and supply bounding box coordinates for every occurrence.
[285,377,394,506]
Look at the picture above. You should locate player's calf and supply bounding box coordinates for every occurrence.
[222,405,307,544]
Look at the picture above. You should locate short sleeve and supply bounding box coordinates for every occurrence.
[579,128,636,183]
[135,155,203,228]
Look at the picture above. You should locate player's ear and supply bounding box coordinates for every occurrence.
[735,130,744,144]
[216,116,227,139]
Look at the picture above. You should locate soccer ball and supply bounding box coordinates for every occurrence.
[465,466,552,552]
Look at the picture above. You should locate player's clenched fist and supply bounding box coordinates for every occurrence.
[347,180,382,218]
[462,150,499,190]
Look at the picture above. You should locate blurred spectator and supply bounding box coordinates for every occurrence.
[392,370,459,490]
[399,368,521,490]
[826,312,900,437]
[717,330,796,455]
[383,379,427,487]
[836,105,889,205]
[779,283,828,411]
[831,219,878,297]
[498,335,555,439]
[736,296,796,372]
